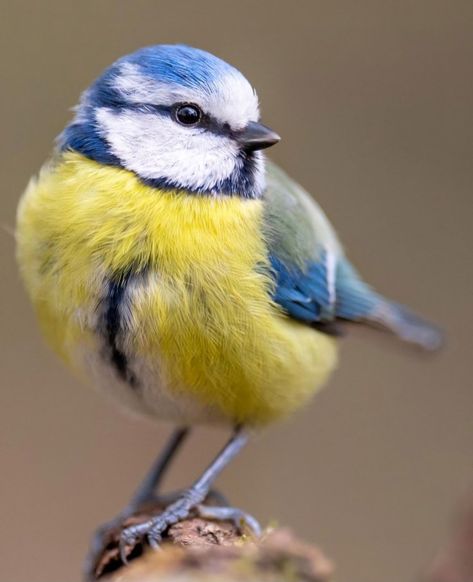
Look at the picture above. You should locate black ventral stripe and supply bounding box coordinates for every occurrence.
[102,270,138,388]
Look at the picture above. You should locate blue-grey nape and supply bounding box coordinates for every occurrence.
[58,105,121,168]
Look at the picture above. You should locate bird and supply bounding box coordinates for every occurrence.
[16,44,443,570]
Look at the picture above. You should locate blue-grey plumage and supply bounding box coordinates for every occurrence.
[264,161,444,351]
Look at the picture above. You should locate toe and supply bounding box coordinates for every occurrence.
[196,504,262,537]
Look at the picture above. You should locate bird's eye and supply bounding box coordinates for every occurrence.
[174,104,202,126]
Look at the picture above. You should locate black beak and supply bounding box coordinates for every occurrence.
[236,121,281,151]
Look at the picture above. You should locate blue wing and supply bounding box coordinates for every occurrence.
[264,161,444,351]
[271,251,339,324]
[270,250,443,350]
[270,250,378,325]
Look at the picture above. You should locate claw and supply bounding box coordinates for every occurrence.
[196,504,262,538]
[119,530,137,564]
[147,534,162,550]
[115,492,200,563]
[239,512,262,537]
[119,522,148,563]
[119,538,130,565]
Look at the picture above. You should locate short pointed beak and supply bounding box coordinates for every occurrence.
[236,121,281,151]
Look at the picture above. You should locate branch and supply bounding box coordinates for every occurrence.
[88,500,333,582]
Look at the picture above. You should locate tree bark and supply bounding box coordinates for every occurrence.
[88,500,333,582]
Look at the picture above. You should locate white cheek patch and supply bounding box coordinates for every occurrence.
[96,107,240,192]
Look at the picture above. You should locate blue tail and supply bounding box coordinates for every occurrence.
[336,260,444,351]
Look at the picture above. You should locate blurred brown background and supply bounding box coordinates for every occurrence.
[1,2,472,581]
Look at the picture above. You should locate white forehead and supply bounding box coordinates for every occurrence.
[113,62,260,130]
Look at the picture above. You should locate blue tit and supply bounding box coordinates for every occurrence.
[16,44,443,568]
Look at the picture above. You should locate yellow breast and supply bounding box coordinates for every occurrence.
[17,153,338,426]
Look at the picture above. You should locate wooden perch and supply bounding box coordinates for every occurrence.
[88,499,333,582]
[87,488,473,581]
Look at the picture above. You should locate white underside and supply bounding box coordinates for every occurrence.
[75,341,228,426]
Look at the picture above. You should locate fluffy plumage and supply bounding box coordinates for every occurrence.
[16,44,443,429]
[17,153,337,425]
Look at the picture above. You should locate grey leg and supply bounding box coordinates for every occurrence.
[84,427,189,578]
[156,487,230,508]
[128,427,190,506]
[119,427,249,561]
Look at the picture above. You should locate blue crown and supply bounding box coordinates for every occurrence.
[115,44,236,90]
[58,45,239,166]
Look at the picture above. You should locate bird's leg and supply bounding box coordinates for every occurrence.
[84,427,189,577]
[119,427,254,560]
[157,486,230,507]
[128,427,190,507]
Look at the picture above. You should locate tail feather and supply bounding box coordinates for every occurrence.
[335,259,444,351]
[369,300,445,351]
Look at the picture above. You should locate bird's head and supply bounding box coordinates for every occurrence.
[59,44,280,199]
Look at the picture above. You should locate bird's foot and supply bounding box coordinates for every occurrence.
[84,506,138,580]
[196,504,262,537]
[118,499,262,564]
[119,486,206,562]
[84,489,230,578]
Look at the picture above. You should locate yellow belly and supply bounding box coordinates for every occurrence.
[16,153,338,426]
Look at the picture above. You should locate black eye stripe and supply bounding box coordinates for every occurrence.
[122,102,236,139]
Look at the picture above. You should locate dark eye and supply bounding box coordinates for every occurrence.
[174,103,202,126]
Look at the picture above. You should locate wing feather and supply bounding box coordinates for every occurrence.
[263,160,444,351]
